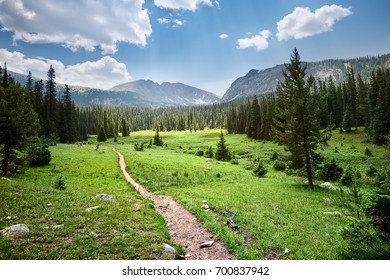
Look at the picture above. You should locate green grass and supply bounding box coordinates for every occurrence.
[0,144,176,260]
[1,128,388,259]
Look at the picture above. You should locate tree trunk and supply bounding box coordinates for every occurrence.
[304,137,314,188]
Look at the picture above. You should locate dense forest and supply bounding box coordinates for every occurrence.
[1,57,390,175]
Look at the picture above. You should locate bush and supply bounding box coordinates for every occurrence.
[134,142,144,151]
[231,158,239,165]
[195,150,204,156]
[273,160,286,171]
[365,147,373,157]
[366,164,378,177]
[270,151,279,161]
[27,143,51,167]
[317,158,343,182]
[54,175,66,190]
[204,146,214,158]
[253,161,267,177]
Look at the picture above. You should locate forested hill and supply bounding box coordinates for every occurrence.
[222,53,390,102]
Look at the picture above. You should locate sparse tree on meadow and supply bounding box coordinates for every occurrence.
[215,131,231,161]
[274,48,325,188]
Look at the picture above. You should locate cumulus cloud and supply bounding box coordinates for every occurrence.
[0,0,152,54]
[0,48,131,89]
[237,30,271,51]
[154,0,215,11]
[276,5,352,41]
[219,33,228,39]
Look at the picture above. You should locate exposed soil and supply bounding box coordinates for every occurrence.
[113,148,236,260]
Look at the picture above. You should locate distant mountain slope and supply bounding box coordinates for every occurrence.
[222,53,390,102]
[111,79,220,106]
[7,71,220,107]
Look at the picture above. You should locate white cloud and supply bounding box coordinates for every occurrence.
[237,30,271,51]
[276,5,352,41]
[219,33,228,39]
[0,0,152,54]
[158,18,171,24]
[0,48,131,89]
[173,19,184,27]
[154,0,215,11]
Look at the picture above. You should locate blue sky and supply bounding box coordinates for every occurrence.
[0,0,389,96]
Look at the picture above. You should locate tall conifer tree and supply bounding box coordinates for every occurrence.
[274,48,324,188]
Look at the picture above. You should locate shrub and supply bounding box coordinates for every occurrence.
[270,151,279,161]
[366,164,378,177]
[365,147,373,157]
[317,158,343,182]
[253,161,267,177]
[204,146,214,158]
[231,158,239,165]
[341,165,355,187]
[134,142,144,151]
[27,143,51,167]
[195,150,204,156]
[54,175,66,190]
[273,160,286,171]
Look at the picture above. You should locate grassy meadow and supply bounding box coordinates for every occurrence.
[1,128,388,259]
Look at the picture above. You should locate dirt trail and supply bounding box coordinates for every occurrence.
[113,148,236,260]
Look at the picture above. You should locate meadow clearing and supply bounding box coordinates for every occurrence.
[0,129,387,259]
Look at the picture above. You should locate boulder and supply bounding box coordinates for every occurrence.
[163,243,176,254]
[1,224,29,239]
[320,182,337,190]
[92,194,115,201]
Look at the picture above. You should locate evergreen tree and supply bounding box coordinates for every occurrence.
[58,85,78,143]
[153,130,163,146]
[0,74,40,175]
[246,96,261,139]
[97,126,107,142]
[215,131,231,161]
[121,118,129,137]
[274,48,324,188]
[43,65,58,139]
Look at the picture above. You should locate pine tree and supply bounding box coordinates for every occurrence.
[43,65,58,139]
[97,126,107,142]
[121,118,129,137]
[0,74,40,175]
[246,96,261,140]
[274,48,324,188]
[58,85,78,143]
[153,130,163,146]
[215,131,231,161]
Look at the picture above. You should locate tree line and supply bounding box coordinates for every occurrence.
[1,53,389,175]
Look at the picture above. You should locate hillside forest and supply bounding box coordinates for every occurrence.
[0,49,389,259]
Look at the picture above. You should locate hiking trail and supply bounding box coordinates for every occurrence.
[113,148,235,260]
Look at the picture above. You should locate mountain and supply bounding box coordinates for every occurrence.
[110,79,220,106]
[222,53,390,102]
[7,71,220,107]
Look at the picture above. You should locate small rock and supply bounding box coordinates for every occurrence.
[1,177,12,181]
[200,240,215,248]
[320,182,337,191]
[1,224,29,238]
[46,203,52,207]
[53,224,63,229]
[323,211,341,215]
[323,198,332,203]
[92,194,115,201]
[185,253,192,258]
[163,243,176,254]
[5,216,12,220]
[284,248,290,255]
[86,206,101,212]
[201,201,210,210]
[205,158,213,163]
[90,231,98,238]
